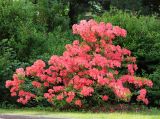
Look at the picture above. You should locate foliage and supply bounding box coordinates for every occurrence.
[95,8,160,106]
[34,0,69,32]
[0,0,33,104]
[0,0,71,106]
[6,20,152,109]
[0,0,70,60]
[110,0,160,15]
[0,0,46,61]
[148,67,160,106]
[111,0,143,11]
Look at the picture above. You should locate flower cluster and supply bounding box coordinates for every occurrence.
[6,20,153,107]
[137,89,149,105]
[5,68,35,104]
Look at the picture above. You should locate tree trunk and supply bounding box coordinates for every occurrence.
[47,0,52,32]
[68,1,77,28]
[100,0,111,11]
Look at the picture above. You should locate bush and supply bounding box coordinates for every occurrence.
[0,0,71,107]
[95,8,160,106]
[148,67,160,106]
[0,0,47,61]
[0,0,38,105]
[6,20,152,109]
[34,0,69,32]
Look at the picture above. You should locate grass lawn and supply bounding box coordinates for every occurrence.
[0,108,160,119]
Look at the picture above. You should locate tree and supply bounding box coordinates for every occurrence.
[68,0,111,27]
[142,0,160,14]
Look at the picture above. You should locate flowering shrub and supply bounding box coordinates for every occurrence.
[6,20,153,107]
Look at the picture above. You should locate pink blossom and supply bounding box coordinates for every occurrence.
[32,81,41,88]
[102,95,109,101]
[75,99,82,107]
[80,87,94,97]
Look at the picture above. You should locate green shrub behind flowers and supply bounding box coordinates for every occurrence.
[95,9,160,106]
[6,20,153,109]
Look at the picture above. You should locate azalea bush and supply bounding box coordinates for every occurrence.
[6,20,153,108]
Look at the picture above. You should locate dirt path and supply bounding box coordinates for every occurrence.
[0,115,69,119]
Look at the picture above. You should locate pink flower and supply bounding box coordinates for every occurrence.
[137,89,149,105]
[75,99,82,107]
[98,76,109,85]
[56,94,64,100]
[102,95,109,101]
[80,87,94,97]
[32,81,41,88]
[33,60,46,68]
[144,80,153,88]
[66,97,74,103]
[128,64,134,75]
[26,60,45,76]
[43,82,49,87]
[16,68,25,77]
[5,80,13,88]
[53,86,64,93]
[11,92,17,96]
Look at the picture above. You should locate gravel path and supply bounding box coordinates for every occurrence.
[0,115,69,119]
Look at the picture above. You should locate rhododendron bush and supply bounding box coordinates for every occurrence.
[6,20,153,108]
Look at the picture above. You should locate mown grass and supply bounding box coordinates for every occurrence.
[0,108,160,119]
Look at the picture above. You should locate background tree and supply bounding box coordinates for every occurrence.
[68,0,111,27]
